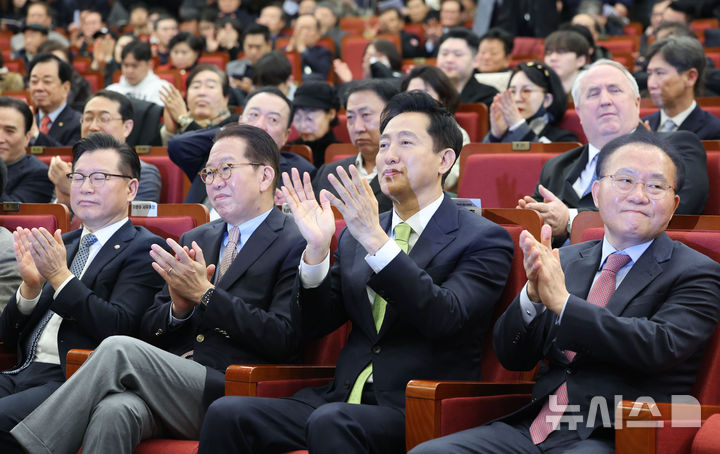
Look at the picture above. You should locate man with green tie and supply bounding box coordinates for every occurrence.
[195,91,515,453]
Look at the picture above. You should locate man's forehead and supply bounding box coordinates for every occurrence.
[382,112,429,136]
[606,144,674,177]
[209,137,246,162]
[245,94,289,115]
[85,96,120,113]
[347,91,384,111]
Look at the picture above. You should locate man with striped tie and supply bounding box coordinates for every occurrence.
[11,124,306,454]
[0,133,165,453]
[193,91,515,453]
[409,130,720,453]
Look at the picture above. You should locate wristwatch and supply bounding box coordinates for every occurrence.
[200,287,215,306]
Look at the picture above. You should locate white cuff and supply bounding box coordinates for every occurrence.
[16,287,42,316]
[300,248,330,288]
[508,119,526,132]
[519,282,546,325]
[365,239,401,273]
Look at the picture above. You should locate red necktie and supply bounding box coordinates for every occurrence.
[528,252,632,444]
[39,116,51,134]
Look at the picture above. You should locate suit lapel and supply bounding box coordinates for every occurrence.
[560,145,589,207]
[216,209,282,288]
[566,241,602,300]
[79,221,136,285]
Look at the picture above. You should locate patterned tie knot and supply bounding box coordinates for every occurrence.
[604,252,631,274]
[82,233,98,248]
[39,115,51,134]
[394,222,412,253]
[217,227,240,283]
[227,226,240,246]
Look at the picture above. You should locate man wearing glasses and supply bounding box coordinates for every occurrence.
[12,124,306,454]
[0,133,165,453]
[410,130,720,454]
[46,90,162,206]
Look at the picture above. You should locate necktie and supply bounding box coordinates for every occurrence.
[660,119,676,132]
[3,233,98,375]
[347,222,413,404]
[528,252,631,444]
[216,227,240,283]
[39,116,51,134]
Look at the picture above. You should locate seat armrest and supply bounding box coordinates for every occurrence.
[405,380,534,451]
[66,349,93,379]
[225,365,335,396]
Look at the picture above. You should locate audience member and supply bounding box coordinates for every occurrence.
[0,132,165,453]
[152,15,179,65]
[334,38,403,85]
[314,2,347,54]
[256,4,287,48]
[14,24,48,66]
[75,10,104,57]
[406,0,430,23]
[493,0,560,38]
[160,64,232,145]
[37,40,92,113]
[91,34,134,88]
[252,51,296,99]
[227,24,273,93]
[290,81,340,167]
[214,17,244,60]
[12,125,306,454]
[284,14,332,81]
[486,61,578,143]
[48,90,162,206]
[571,13,611,61]
[0,159,21,311]
[107,40,172,106]
[375,7,423,58]
[643,36,720,140]
[128,4,152,36]
[10,2,69,53]
[217,0,256,27]
[544,29,591,95]
[476,28,513,74]
[162,32,204,74]
[437,28,498,106]
[0,97,53,203]
[517,60,708,245]
[410,129,720,454]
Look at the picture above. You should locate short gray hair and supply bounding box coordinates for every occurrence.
[571,59,640,106]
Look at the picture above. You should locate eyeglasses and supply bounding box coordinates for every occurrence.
[80,114,124,125]
[199,162,262,184]
[67,171,133,187]
[508,87,544,97]
[600,174,675,199]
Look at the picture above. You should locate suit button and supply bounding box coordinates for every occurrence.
[196,334,205,342]
[372,345,381,354]
[566,368,572,375]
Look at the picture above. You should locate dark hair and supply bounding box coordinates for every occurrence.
[215,16,243,37]
[186,63,230,97]
[667,1,693,23]
[0,96,33,133]
[380,7,403,20]
[437,27,480,55]
[243,23,271,44]
[654,21,697,39]
[153,14,178,30]
[596,129,685,192]
[121,40,152,61]
[544,29,591,58]
[560,23,595,49]
[244,87,294,128]
[214,123,280,187]
[85,90,135,122]
[509,61,568,123]
[380,91,462,182]
[27,1,51,18]
[345,79,400,107]
[28,53,73,83]
[441,0,464,12]
[253,51,292,87]
[73,132,141,180]
[169,31,204,56]
[199,7,218,23]
[401,65,460,113]
[646,36,705,95]
[480,27,514,56]
[37,40,73,63]
[366,38,402,71]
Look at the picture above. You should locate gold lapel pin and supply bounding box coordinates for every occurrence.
[114,244,120,249]
[58,122,64,127]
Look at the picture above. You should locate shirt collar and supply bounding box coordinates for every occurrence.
[660,100,696,130]
[81,217,128,246]
[390,193,444,238]
[599,236,654,271]
[353,152,377,181]
[225,207,273,247]
[41,102,67,123]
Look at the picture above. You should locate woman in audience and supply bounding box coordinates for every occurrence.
[159,64,232,145]
[485,60,578,143]
[334,38,403,84]
[162,32,204,74]
[401,64,470,191]
[290,81,340,167]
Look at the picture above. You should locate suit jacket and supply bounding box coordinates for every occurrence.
[460,75,499,107]
[168,126,316,204]
[486,121,579,143]
[0,227,21,313]
[312,155,393,214]
[126,97,164,147]
[34,105,82,147]
[0,221,165,372]
[300,46,332,82]
[293,195,514,410]
[0,155,53,203]
[139,209,306,405]
[643,104,720,140]
[493,234,720,438]
[532,129,709,216]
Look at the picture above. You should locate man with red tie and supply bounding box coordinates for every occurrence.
[409,130,720,453]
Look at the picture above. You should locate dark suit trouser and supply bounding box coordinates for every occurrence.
[407,415,614,454]
[197,392,406,454]
[0,362,65,454]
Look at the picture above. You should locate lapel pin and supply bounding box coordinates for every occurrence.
[114,244,120,249]
[58,121,64,127]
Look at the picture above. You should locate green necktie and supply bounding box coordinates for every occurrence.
[347,222,413,404]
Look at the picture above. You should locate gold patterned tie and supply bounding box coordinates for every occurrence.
[216,227,240,283]
[347,222,413,404]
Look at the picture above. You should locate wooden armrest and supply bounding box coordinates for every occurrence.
[405,380,534,450]
[225,365,335,396]
[615,400,720,454]
[66,349,93,379]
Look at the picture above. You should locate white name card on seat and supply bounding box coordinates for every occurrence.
[453,198,482,216]
[130,201,158,217]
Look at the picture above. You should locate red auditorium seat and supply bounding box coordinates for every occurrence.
[0,203,71,233]
[137,156,188,204]
[557,109,588,143]
[129,203,209,242]
[456,103,489,142]
[704,151,720,215]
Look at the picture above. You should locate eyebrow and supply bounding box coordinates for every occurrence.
[613,168,669,180]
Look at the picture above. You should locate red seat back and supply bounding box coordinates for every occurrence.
[558,109,588,144]
[332,114,350,143]
[138,156,187,204]
[0,214,59,232]
[706,152,720,215]
[129,216,198,242]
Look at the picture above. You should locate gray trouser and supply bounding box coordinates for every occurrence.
[10,335,207,454]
